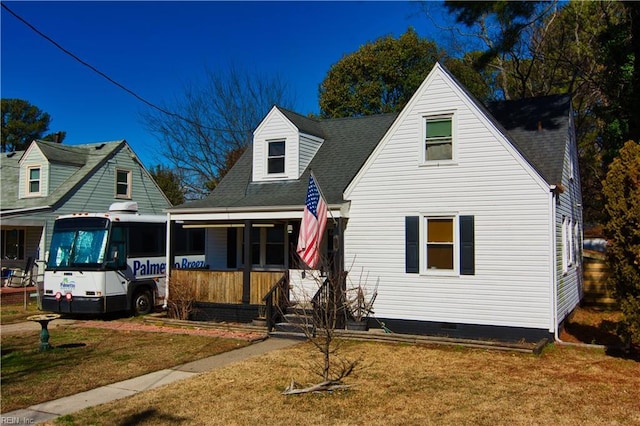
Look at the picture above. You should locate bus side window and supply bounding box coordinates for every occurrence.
[108,225,127,270]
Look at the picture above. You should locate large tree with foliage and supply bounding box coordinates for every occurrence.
[443,0,638,225]
[319,28,490,119]
[141,65,295,200]
[602,140,640,347]
[149,164,185,206]
[1,98,66,152]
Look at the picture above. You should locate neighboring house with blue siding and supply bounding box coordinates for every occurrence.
[166,63,583,342]
[1,139,170,277]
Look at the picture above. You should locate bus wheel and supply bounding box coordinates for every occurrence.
[133,289,152,316]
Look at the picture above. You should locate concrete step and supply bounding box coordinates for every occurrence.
[268,330,309,340]
[274,321,314,335]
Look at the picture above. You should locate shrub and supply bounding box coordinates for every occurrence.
[602,140,640,346]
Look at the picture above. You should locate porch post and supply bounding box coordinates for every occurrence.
[242,219,252,304]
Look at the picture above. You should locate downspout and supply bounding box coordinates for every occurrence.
[550,186,562,343]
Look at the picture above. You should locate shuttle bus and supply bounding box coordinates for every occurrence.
[42,202,204,315]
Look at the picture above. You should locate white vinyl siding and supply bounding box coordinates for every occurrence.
[344,66,553,331]
[205,228,227,269]
[253,108,298,181]
[555,113,583,323]
[298,133,323,176]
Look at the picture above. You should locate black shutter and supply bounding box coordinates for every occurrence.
[460,215,475,275]
[405,216,419,273]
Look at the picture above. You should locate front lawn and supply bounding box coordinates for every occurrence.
[1,325,249,413]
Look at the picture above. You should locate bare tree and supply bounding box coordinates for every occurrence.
[141,65,296,200]
[280,264,362,395]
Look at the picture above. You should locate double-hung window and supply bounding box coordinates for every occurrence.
[267,141,285,174]
[27,166,41,196]
[425,217,455,271]
[424,115,453,162]
[116,169,132,199]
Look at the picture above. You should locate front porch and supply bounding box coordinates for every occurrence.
[166,212,346,324]
[169,268,348,331]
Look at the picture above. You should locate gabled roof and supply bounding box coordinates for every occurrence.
[1,140,125,213]
[173,66,571,213]
[32,140,88,166]
[277,107,326,139]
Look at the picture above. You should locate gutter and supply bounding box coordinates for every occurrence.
[0,205,52,216]
[166,203,346,214]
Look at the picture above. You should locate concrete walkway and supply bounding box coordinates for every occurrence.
[1,337,300,425]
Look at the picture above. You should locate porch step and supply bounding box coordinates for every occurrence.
[269,330,309,340]
[274,320,314,335]
[272,302,315,336]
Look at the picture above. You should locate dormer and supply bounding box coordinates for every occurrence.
[18,140,85,199]
[18,141,49,198]
[252,106,324,182]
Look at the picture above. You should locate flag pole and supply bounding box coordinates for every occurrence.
[310,170,337,226]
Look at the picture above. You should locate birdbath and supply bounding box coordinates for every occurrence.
[27,314,61,351]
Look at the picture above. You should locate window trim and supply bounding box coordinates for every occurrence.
[421,214,459,276]
[421,112,456,165]
[115,168,132,199]
[26,165,42,196]
[266,139,286,176]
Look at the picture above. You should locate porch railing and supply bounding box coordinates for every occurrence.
[311,271,347,330]
[262,271,290,331]
[170,269,284,304]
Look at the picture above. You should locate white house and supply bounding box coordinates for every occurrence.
[166,63,583,342]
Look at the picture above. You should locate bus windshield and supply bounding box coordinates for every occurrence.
[48,217,110,269]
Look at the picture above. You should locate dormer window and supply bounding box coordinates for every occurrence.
[267,140,285,174]
[27,166,41,196]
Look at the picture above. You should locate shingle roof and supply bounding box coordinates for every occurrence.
[1,140,125,212]
[485,94,571,185]
[173,74,570,212]
[173,112,398,210]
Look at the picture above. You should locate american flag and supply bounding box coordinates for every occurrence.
[296,174,328,269]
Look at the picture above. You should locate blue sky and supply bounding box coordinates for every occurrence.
[2,1,455,167]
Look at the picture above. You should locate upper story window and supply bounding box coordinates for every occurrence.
[424,115,453,162]
[26,166,41,196]
[267,140,285,174]
[116,169,132,199]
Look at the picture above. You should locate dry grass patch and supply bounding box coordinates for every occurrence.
[56,340,639,425]
[0,301,40,325]
[1,326,249,413]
